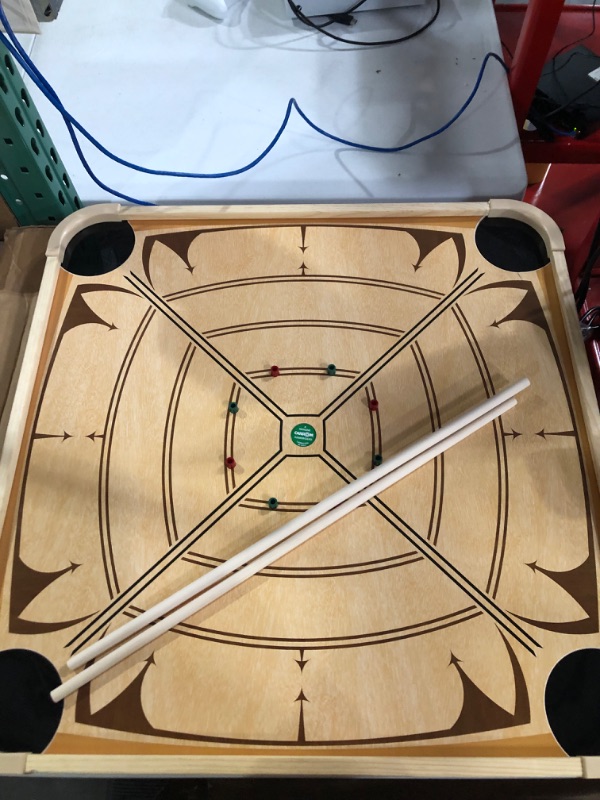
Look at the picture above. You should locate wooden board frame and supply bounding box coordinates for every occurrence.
[0,200,599,778]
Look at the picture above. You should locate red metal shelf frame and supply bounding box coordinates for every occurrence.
[495,1,600,163]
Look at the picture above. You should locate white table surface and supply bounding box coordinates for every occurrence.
[21,0,527,205]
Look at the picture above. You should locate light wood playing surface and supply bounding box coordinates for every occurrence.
[0,204,598,765]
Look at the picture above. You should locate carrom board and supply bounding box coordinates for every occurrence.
[0,201,599,779]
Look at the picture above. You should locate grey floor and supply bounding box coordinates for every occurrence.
[0,778,160,800]
[0,777,175,800]
[2,779,600,800]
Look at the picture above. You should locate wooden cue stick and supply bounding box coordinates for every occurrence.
[68,378,529,672]
[51,388,525,703]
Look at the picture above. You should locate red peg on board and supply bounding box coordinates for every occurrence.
[369,398,379,412]
[225,456,236,470]
[270,365,281,377]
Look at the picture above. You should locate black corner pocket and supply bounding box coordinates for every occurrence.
[475,216,549,273]
[62,221,135,277]
[545,648,600,756]
[0,649,63,753]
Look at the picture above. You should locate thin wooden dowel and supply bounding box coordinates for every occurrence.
[67,378,529,672]
[51,390,522,703]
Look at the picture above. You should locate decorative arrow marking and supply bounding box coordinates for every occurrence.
[9,557,92,634]
[449,652,462,667]
[503,429,522,439]
[295,690,309,743]
[60,285,135,337]
[298,227,309,274]
[77,652,157,735]
[410,230,466,285]
[33,431,72,442]
[86,432,105,442]
[295,648,309,672]
[519,559,599,633]
[448,641,529,734]
[476,281,549,333]
[536,429,575,439]
[142,231,200,285]
[299,226,309,253]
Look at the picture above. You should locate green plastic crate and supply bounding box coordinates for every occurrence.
[0,41,79,225]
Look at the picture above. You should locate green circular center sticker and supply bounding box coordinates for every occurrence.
[291,423,317,448]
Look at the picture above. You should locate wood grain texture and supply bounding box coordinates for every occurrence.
[0,203,598,776]
[0,753,27,775]
[23,754,584,778]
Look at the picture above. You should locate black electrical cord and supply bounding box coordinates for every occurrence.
[302,0,368,30]
[580,305,600,342]
[539,0,598,121]
[528,90,580,139]
[550,0,598,125]
[575,219,600,312]
[287,0,440,47]
[544,80,600,120]
[542,0,598,79]
[501,39,514,63]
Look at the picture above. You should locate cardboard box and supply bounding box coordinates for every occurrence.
[1,0,40,33]
[0,226,52,448]
[0,198,17,235]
